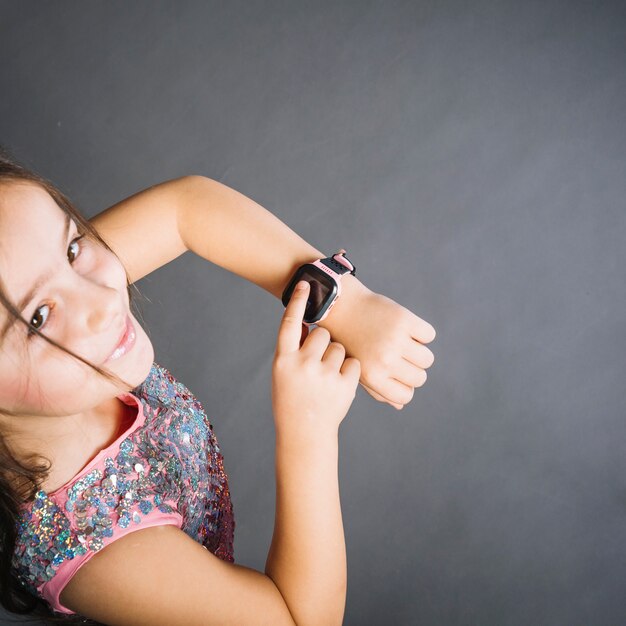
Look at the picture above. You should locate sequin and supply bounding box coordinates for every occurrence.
[11,361,235,614]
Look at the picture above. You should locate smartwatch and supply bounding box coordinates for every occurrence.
[281,250,356,325]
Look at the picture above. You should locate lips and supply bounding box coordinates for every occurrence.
[105,315,137,362]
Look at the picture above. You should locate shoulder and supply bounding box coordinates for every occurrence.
[12,482,183,612]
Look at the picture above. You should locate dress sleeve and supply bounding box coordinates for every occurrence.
[13,488,183,616]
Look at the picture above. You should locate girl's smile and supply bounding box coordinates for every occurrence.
[105,314,137,363]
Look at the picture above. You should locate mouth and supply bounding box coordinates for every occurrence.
[105,315,137,363]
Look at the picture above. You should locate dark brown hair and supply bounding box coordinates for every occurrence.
[0,145,147,625]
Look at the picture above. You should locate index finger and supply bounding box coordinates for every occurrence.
[276,280,310,354]
[410,313,437,344]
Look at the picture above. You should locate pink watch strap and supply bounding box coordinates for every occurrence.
[309,250,355,323]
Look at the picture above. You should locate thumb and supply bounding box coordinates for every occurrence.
[276,280,310,354]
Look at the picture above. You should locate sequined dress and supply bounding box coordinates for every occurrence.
[10,360,235,616]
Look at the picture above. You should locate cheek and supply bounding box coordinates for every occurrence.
[0,355,88,415]
[25,353,90,408]
[16,357,121,416]
[0,372,23,408]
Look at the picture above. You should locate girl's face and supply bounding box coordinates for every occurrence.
[0,181,154,419]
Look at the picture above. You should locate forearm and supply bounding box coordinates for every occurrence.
[176,175,369,322]
[265,433,346,626]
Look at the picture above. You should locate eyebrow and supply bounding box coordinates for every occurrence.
[0,212,73,342]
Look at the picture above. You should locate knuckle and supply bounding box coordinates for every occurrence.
[302,356,318,373]
[313,326,331,341]
[377,350,391,369]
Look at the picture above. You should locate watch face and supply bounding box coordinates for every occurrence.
[282,265,337,323]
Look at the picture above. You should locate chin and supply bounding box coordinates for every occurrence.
[130,337,155,388]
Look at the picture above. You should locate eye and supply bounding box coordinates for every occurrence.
[28,303,52,335]
[67,234,85,263]
[26,234,85,338]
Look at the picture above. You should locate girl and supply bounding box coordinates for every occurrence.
[0,148,435,625]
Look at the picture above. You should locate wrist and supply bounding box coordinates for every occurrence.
[275,422,340,452]
[317,272,371,332]
[279,250,371,329]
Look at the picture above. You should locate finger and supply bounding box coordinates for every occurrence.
[360,381,405,410]
[410,318,437,344]
[393,357,428,388]
[403,340,435,370]
[321,341,346,368]
[371,377,415,406]
[299,323,309,348]
[276,280,310,354]
[340,356,361,383]
[301,325,333,360]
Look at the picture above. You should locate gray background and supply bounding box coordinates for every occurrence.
[1,1,625,624]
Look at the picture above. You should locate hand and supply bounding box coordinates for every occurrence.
[319,276,436,410]
[272,280,361,444]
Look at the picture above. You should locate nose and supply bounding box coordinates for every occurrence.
[74,279,124,338]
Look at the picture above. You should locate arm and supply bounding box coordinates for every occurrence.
[91,175,436,409]
[266,433,345,626]
[174,176,367,304]
[89,175,364,310]
[175,176,436,410]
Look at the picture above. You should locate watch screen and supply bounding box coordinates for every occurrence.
[298,267,334,320]
[282,265,336,322]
